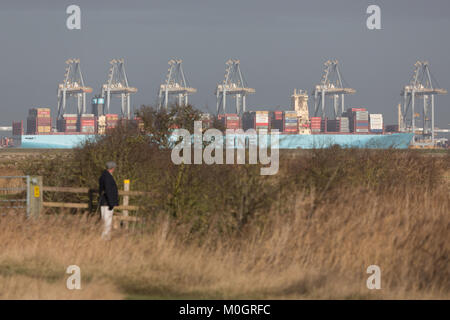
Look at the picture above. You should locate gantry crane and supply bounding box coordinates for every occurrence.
[101,59,137,119]
[400,61,447,145]
[57,59,92,119]
[215,59,255,114]
[158,59,196,110]
[312,60,355,119]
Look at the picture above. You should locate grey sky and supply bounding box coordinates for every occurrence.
[0,0,449,129]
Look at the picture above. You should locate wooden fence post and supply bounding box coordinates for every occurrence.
[88,189,94,213]
[28,176,43,218]
[123,179,130,229]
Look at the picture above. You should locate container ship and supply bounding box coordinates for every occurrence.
[11,104,414,149]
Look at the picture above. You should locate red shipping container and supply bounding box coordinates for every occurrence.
[348,108,366,112]
[273,111,283,120]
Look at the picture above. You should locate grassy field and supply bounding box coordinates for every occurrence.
[0,148,448,300]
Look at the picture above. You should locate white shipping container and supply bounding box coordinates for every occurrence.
[255,116,269,123]
[369,114,383,130]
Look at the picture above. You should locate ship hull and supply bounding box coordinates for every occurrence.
[19,133,414,149]
[276,133,414,149]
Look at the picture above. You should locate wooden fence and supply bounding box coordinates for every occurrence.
[29,176,150,223]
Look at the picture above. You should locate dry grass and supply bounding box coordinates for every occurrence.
[0,184,448,300]
[0,148,448,300]
[0,275,122,300]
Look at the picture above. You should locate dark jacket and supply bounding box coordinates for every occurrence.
[99,170,119,209]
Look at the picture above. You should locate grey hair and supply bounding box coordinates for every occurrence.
[106,161,117,169]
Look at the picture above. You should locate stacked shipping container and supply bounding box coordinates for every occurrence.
[339,117,350,133]
[224,114,240,130]
[255,111,269,133]
[273,111,284,131]
[270,111,284,132]
[369,114,383,133]
[200,113,213,130]
[105,114,119,131]
[57,114,78,133]
[27,108,51,134]
[346,108,369,133]
[326,119,338,132]
[353,110,369,133]
[320,117,328,133]
[283,111,298,133]
[242,112,255,130]
[310,117,321,134]
[19,105,390,138]
[327,117,350,133]
[78,114,96,133]
[12,121,23,136]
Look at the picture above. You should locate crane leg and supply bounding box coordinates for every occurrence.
[216,91,220,114]
[431,94,435,145]
[223,90,226,114]
[412,91,415,142]
[127,94,131,119]
[321,90,325,118]
[165,89,168,110]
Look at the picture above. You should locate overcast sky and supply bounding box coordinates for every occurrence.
[0,0,449,129]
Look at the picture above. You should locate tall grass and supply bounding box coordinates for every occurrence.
[0,182,448,299]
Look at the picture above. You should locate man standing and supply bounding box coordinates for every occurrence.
[99,161,119,239]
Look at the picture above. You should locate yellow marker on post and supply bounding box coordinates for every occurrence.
[34,186,40,198]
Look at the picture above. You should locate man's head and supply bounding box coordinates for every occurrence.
[106,161,116,174]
